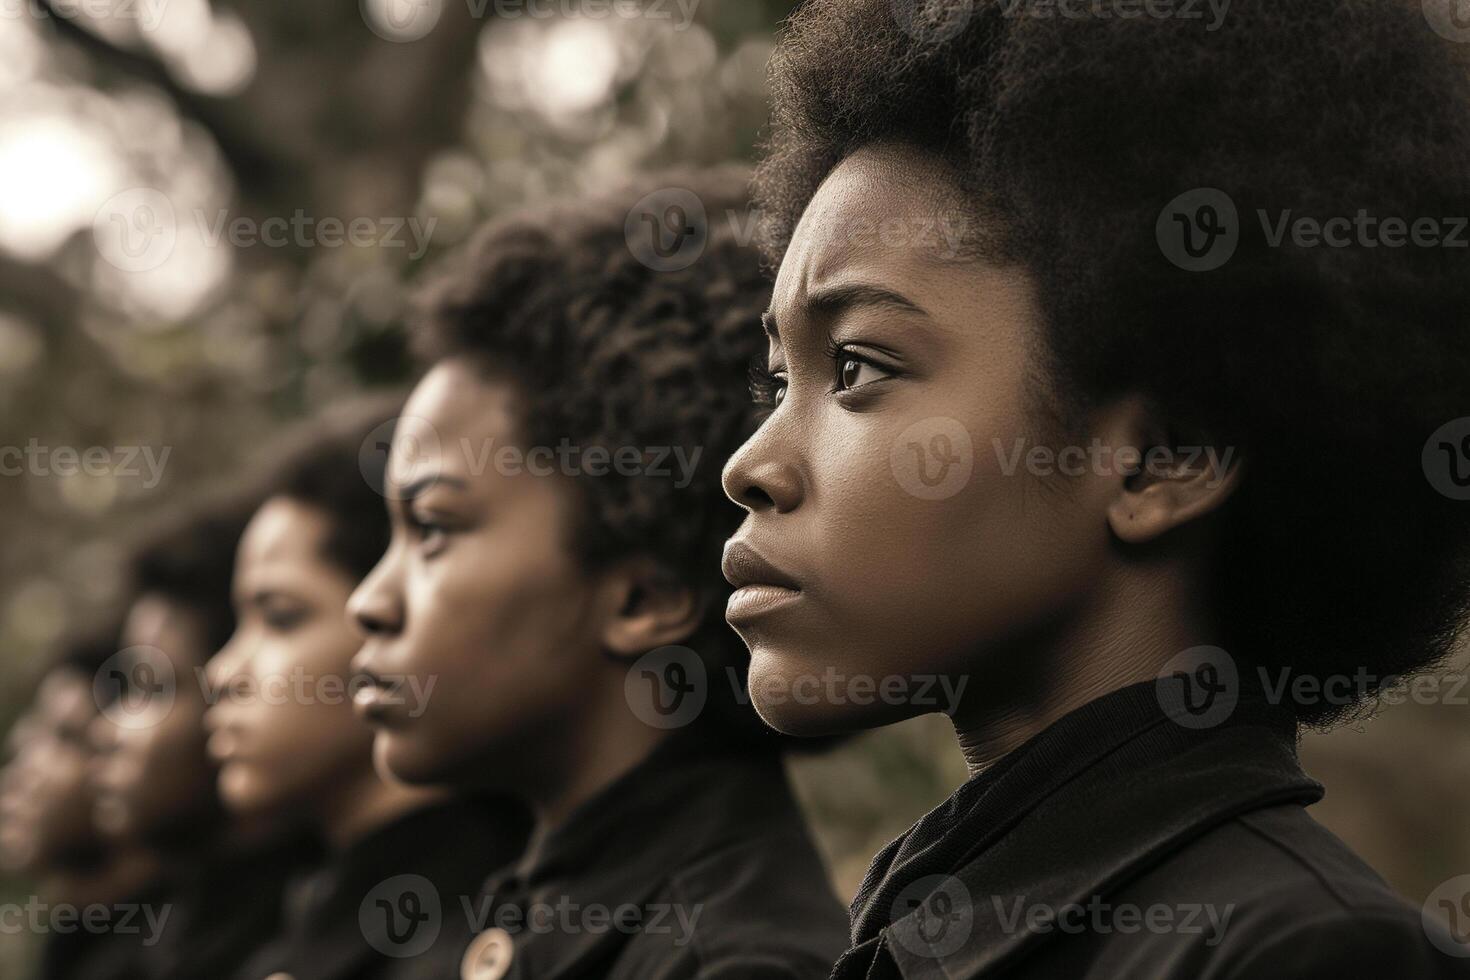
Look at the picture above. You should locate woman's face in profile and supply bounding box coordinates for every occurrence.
[204,497,373,817]
[89,594,218,843]
[0,671,104,871]
[721,143,1120,737]
[348,360,617,789]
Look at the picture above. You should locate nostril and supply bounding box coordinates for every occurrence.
[354,608,395,637]
[741,484,776,511]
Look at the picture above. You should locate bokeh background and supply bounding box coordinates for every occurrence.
[0,0,1464,972]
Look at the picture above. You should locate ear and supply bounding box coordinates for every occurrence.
[1098,398,1244,545]
[599,559,705,658]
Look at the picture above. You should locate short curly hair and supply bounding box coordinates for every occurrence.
[411,168,789,747]
[244,395,405,584]
[755,0,1470,724]
[128,498,256,659]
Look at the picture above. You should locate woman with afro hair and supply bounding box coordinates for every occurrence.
[720,1,1470,977]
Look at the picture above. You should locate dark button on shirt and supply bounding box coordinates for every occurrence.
[234,797,530,980]
[443,735,848,979]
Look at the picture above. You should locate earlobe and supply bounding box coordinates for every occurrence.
[600,562,705,658]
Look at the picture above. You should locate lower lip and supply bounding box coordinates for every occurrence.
[206,730,241,762]
[353,685,397,725]
[727,584,803,621]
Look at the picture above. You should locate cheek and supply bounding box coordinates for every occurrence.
[404,541,590,678]
[227,636,370,807]
[786,407,1100,682]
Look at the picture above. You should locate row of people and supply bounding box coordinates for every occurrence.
[8,0,1470,976]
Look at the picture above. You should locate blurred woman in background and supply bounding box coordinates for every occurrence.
[0,629,161,980]
[204,397,530,980]
[348,170,849,979]
[87,501,319,980]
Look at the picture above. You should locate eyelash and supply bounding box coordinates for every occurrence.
[263,607,307,632]
[748,343,895,410]
[749,360,786,410]
[406,511,451,551]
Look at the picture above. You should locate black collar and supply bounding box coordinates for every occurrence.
[842,681,1320,978]
[478,735,806,976]
[247,798,528,980]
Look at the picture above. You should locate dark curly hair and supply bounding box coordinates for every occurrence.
[412,168,799,748]
[755,0,1470,724]
[128,497,257,659]
[242,394,405,585]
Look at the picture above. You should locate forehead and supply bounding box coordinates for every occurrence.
[775,143,975,306]
[238,496,329,570]
[398,358,524,472]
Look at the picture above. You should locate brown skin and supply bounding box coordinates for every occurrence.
[348,359,700,828]
[88,594,220,845]
[204,497,439,850]
[721,143,1240,772]
[1,670,104,871]
[1,669,162,906]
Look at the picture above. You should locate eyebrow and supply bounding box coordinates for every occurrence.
[806,281,929,320]
[762,282,930,344]
[395,473,469,501]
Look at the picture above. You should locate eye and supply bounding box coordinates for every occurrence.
[261,604,308,633]
[749,361,788,410]
[838,357,889,391]
[408,511,452,553]
[829,343,896,393]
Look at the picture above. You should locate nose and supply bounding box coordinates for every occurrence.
[721,420,804,514]
[349,547,404,638]
[203,637,246,708]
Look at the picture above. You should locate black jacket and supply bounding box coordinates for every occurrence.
[444,736,849,979]
[37,833,319,980]
[832,681,1470,979]
[233,798,529,980]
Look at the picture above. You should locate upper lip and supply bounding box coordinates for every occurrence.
[721,540,801,592]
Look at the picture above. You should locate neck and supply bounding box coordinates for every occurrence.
[314,766,446,852]
[949,558,1219,776]
[525,688,671,836]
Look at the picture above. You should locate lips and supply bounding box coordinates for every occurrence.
[721,540,801,592]
[722,540,804,622]
[349,653,401,726]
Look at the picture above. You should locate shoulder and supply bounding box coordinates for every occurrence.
[610,828,848,980]
[1108,804,1467,978]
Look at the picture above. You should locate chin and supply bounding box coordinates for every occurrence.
[373,729,448,786]
[746,643,933,737]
